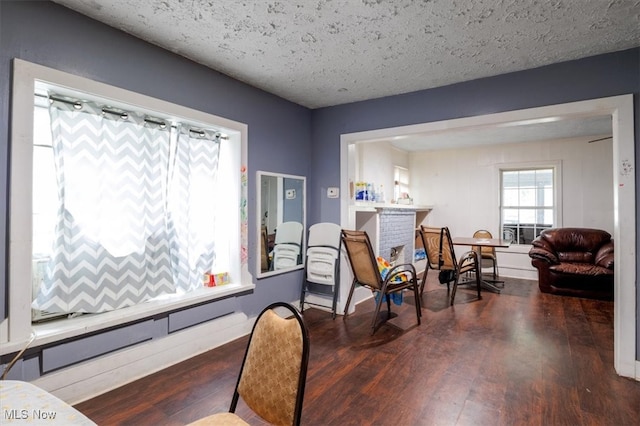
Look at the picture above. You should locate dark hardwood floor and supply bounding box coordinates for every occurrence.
[75,275,640,426]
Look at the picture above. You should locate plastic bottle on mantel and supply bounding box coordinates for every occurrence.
[378,185,385,203]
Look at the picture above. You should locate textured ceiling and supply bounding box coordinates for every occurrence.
[51,0,640,109]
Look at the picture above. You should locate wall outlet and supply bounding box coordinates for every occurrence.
[327,187,339,198]
[286,189,296,199]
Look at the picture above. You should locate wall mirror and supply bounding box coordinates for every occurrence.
[257,171,306,278]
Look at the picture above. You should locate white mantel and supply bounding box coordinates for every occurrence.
[350,202,434,213]
[347,203,433,259]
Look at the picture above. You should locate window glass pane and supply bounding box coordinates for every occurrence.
[519,170,536,187]
[542,188,553,206]
[503,188,519,206]
[519,188,535,206]
[33,105,53,146]
[503,208,519,224]
[519,209,536,224]
[398,167,409,185]
[33,146,57,257]
[501,167,556,244]
[33,104,57,258]
[535,169,553,186]
[502,171,519,188]
[520,226,536,244]
[394,166,409,201]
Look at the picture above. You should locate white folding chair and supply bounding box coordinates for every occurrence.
[272,221,304,270]
[300,222,341,318]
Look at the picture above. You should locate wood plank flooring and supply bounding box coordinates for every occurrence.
[75,275,640,425]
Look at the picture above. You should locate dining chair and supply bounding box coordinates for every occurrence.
[418,226,481,306]
[341,229,421,335]
[472,229,498,279]
[187,302,310,426]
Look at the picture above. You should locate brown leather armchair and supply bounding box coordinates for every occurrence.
[528,228,614,300]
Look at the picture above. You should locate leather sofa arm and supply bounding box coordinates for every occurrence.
[529,247,559,264]
[595,240,614,269]
[529,237,559,264]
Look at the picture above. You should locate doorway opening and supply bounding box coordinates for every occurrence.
[339,95,636,379]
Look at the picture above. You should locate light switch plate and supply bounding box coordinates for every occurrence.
[327,187,339,198]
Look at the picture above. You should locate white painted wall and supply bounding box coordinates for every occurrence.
[407,136,614,278]
[357,142,410,202]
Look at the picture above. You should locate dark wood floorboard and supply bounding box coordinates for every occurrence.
[75,275,640,426]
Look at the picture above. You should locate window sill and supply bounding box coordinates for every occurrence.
[496,244,532,254]
[3,283,255,355]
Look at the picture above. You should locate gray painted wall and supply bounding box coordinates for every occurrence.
[1,0,638,376]
[283,177,304,224]
[0,1,312,329]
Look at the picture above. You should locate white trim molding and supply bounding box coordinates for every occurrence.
[33,312,253,405]
[340,94,636,380]
[3,58,253,355]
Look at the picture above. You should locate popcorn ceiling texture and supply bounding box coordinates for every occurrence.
[52,0,640,108]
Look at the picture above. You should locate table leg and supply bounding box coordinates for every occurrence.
[475,246,502,294]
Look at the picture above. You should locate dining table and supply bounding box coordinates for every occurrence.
[452,236,511,293]
[0,380,97,425]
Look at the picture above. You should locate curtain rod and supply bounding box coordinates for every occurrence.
[36,93,229,139]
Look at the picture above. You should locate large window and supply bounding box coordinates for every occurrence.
[31,91,232,320]
[501,167,557,244]
[5,59,250,348]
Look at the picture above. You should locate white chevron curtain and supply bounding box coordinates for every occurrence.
[168,127,220,292]
[32,96,218,313]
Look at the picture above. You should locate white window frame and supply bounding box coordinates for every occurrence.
[393,165,410,201]
[498,160,562,247]
[1,59,254,353]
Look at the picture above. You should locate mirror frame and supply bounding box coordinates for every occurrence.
[256,171,306,279]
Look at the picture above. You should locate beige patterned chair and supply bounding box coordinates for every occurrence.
[188,302,310,426]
